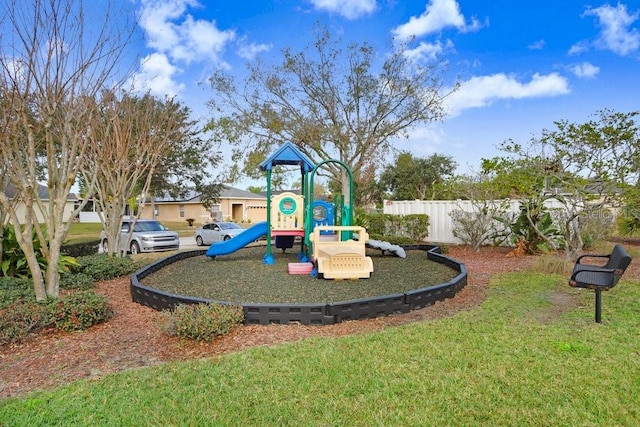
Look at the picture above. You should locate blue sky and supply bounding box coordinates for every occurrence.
[128,0,640,185]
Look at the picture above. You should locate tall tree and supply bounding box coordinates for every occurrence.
[0,0,134,300]
[83,90,221,256]
[483,109,640,256]
[379,151,457,201]
[207,26,455,203]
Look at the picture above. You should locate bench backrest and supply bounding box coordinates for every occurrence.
[607,244,632,281]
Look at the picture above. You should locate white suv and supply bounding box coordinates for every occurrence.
[101,219,180,254]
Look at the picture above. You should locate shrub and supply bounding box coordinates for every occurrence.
[579,210,614,249]
[161,302,244,341]
[186,218,195,227]
[368,234,417,245]
[1,224,79,278]
[50,290,113,332]
[61,240,101,257]
[0,277,34,309]
[450,208,508,251]
[59,272,95,290]
[76,254,139,281]
[0,300,52,345]
[359,213,429,241]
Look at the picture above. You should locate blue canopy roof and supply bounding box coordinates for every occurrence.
[259,141,315,173]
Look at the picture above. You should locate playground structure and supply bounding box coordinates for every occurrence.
[205,141,381,279]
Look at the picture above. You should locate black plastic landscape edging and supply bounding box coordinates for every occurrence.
[130,244,467,326]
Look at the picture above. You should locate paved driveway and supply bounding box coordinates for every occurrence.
[179,236,199,250]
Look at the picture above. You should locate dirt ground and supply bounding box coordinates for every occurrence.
[0,245,623,400]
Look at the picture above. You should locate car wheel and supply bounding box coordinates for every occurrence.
[196,235,204,246]
[223,235,231,241]
[130,241,140,255]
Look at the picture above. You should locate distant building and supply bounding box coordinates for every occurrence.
[138,186,268,224]
[3,183,78,224]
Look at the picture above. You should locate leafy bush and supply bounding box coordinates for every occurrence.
[1,224,79,278]
[1,224,41,278]
[494,197,565,254]
[50,290,113,332]
[0,300,52,345]
[368,234,417,245]
[358,213,429,241]
[59,272,95,290]
[161,302,244,341]
[0,277,34,309]
[76,254,139,281]
[579,210,614,249]
[61,240,101,257]
[450,202,510,251]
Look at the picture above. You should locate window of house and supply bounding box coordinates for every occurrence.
[179,204,185,218]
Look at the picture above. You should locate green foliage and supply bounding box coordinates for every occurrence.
[0,300,52,345]
[379,151,457,201]
[59,272,95,290]
[50,290,112,332]
[1,223,80,278]
[76,254,139,281]
[161,302,244,341]
[579,210,614,249]
[1,224,44,278]
[0,277,33,309]
[494,198,565,254]
[207,25,452,204]
[61,239,101,257]
[368,234,417,245]
[359,213,429,241]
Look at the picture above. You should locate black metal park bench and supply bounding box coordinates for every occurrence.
[569,244,632,323]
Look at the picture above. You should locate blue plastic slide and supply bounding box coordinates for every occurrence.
[206,221,268,257]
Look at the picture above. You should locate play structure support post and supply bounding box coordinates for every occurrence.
[263,169,275,265]
[306,159,355,253]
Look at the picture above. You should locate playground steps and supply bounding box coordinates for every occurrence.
[288,262,314,275]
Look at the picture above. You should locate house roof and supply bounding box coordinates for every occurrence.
[4,183,78,201]
[152,186,266,203]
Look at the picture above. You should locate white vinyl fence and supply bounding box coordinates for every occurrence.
[383,199,566,244]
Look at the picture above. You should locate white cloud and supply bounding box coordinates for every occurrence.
[568,62,600,79]
[568,40,589,55]
[308,0,377,20]
[403,40,453,63]
[444,72,570,117]
[528,40,545,50]
[573,3,640,56]
[138,0,235,64]
[128,52,185,97]
[237,40,273,61]
[391,0,482,41]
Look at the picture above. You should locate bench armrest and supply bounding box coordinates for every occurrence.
[574,253,610,266]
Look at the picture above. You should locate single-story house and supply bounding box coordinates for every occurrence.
[3,183,78,224]
[138,186,268,225]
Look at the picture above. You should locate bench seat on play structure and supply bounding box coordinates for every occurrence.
[569,244,632,323]
[310,225,373,280]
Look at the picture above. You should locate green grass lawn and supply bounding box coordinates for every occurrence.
[2,270,639,425]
